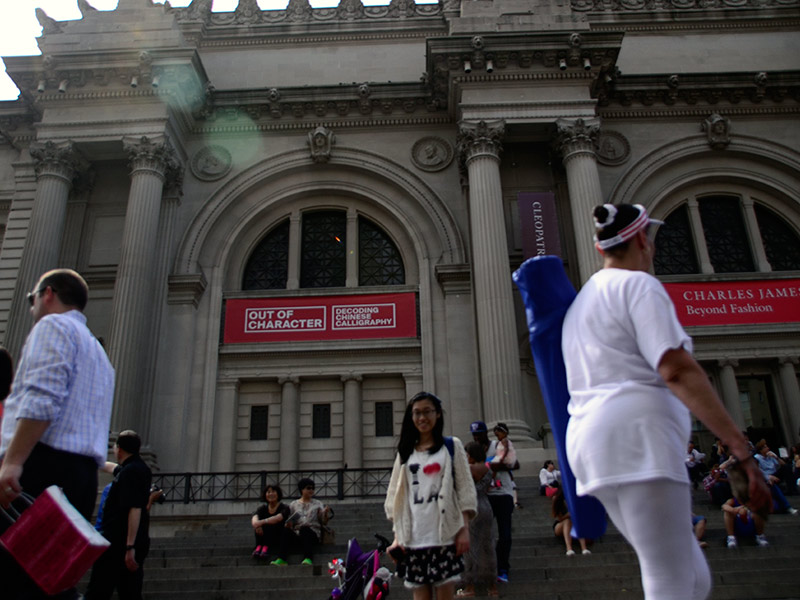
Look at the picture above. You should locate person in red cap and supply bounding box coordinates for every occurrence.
[561,203,770,600]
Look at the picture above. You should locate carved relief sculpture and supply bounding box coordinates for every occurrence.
[411,137,454,172]
[308,126,335,163]
[702,113,731,150]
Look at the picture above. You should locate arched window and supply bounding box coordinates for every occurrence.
[654,194,800,276]
[359,216,405,286]
[242,210,405,290]
[242,220,289,290]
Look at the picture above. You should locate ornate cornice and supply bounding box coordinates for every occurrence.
[171,0,442,27]
[457,120,505,166]
[594,71,800,111]
[167,272,207,307]
[572,0,799,12]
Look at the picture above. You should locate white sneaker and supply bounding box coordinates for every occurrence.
[788,507,798,516]
[582,549,591,555]
[726,536,737,548]
[565,549,576,556]
[756,534,769,547]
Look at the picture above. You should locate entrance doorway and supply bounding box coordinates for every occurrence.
[737,375,785,448]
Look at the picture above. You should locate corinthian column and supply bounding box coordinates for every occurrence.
[5,141,85,357]
[718,359,745,429]
[555,118,604,284]
[109,135,181,434]
[457,120,532,442]
[342,374,363,468]
[279,376,300,471]
[778,357,800,442]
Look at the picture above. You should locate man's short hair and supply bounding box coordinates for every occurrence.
[36,269,89,311]
[116,430,141,455]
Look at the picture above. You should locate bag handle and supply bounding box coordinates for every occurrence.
[0,492,36,525]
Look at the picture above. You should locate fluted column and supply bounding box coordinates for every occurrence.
[555,118,604,284]
[458,120,531,441]
[778,357,800,441]
[109,135,181,433]
[5,141,84,356]
[342,373,363,468]
[287,211,301,290]
[279,376,300,471]
[718,359,745,428]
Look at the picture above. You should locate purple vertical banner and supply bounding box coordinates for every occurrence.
[517,192,562,259]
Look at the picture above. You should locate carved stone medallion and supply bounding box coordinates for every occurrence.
[411,136,454,172]
[190,145,232,181]
[594,130,630,166]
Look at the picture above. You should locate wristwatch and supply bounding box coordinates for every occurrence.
[126,545,135,551]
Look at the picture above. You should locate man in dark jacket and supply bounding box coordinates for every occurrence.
[85,430,152,600]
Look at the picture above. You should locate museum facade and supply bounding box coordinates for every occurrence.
[0,0,798,472]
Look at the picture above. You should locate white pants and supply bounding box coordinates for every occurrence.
[593,479,711,600]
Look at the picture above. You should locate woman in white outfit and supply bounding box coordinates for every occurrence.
[561,203,770,600]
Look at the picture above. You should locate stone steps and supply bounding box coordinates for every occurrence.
[107,477,800,600]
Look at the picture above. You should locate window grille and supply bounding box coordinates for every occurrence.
[242,220,289,290]
[754,204,800,271]
[699,196,754,273]
[300,211,347,288]
[654,204,699,275]
[359,218,405,286]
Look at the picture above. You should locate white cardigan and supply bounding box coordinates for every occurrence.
[384,436,477,547]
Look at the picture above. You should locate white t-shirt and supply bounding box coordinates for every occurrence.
[562,268,693,496]
[406,445,453,548]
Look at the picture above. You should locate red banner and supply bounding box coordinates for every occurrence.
[224,292,417,343]
[663,279,800,327]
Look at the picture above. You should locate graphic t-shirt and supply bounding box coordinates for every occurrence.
[406,445,452,548]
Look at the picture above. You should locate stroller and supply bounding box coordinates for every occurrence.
[329,534,392,600]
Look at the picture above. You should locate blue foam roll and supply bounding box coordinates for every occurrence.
[512,255,607,539]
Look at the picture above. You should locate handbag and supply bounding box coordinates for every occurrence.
[321,525,336,545]
[0,485,111,594]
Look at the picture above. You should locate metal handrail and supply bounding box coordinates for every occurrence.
[152,467,392,504]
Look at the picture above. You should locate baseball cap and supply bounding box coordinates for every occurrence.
[470,421,488,434]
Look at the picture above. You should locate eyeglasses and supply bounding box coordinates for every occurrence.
[303,486,315,491]
[27,287,49,306]
[412,408,437,419]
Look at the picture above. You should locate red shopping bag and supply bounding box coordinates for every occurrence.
[0,485,110,594]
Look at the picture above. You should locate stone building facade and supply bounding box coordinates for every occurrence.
[0,0,798,472]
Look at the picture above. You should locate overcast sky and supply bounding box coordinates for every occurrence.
[0,0,432,101]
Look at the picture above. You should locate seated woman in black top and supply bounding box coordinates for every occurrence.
[251,484,290,562]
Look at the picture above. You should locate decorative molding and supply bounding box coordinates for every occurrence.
[572,0,799,11]
[595,129,630,166]
[29,140,87,184]
[435,263,472,295]
[702,113,732,150]
[308,126,335,163]
[167,272,207,307]
[457,120,505,166]
[411,136,454,172]
[555,118,601,161]
[123,135,183,190]
[190,145,232,181]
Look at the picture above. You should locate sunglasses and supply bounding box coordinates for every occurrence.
[27,287,50,306]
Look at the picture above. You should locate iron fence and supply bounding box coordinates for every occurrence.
[152,467,392,504]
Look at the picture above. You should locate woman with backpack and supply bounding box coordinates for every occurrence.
[384,391,477,600]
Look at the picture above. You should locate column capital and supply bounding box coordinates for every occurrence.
[555,118,600,162]
[779,356,799,367]
[457,120,505,166]
[123,135,183,188]
[278,375,300,386]
[341,373,363,383]
[29,140,87,184]
[718,358,739,369]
